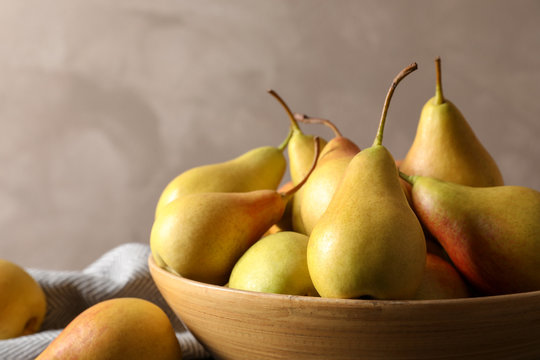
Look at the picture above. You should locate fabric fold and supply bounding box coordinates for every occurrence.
[0,243,210,359]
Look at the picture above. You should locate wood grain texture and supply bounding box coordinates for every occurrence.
[149,256,540,360]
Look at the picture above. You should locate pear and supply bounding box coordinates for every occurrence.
[413,253,470,300]
[229,231,318,296]
[400,173,540,295]
[294,115,361,235]
[307,63,426,299]
[268,90,327,185]
[400,57,504,187]
[36,298,182,360]
[263,180,295,236]
[154,129,291,218]
[151,140,320,285]
[425,234,452,262]
[0,259,47,339]
[268,90,327,234]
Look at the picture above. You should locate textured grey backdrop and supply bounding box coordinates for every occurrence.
[1,0,539,270]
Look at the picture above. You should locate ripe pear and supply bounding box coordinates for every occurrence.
[36,298,182,360]
[155,130,291,218]
[268,90,327,185]
[0,259,47,339]
[413,253,470,300]
[400,173,540,295]
[295,115,361,235]
[307,63,426,299]
[151,140,320,285]
[263,180,295,236]
[268,90,327,234]
[400,57,503,187]
[229,231,318,296]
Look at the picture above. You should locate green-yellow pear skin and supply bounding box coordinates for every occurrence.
[413,253,470,300]
[268,90,327,235]
[267,91,327,185]
[36,298,182,360]
[151,139,320,286]
[288,122,327,235]
[400,57,503,187]
[308,146,426,299]
[263,181,295,236]
[0,259,47,339]
[228,231,318,296]
[402,174,540,295]
[151,190,289,285]
[287,130,327,186]
[155,133,290,218]
[296,117,361,235]
[307,64,426,299]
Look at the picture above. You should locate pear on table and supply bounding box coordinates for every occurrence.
[294,115,361,235]
[0,259,47,339]
[36,298,182,360]
[307,63,426,300]
[399,57,503,187]
[151,139,321,285]
[268,90,327,234]
[154,126,291,218]
[401,173,540,295]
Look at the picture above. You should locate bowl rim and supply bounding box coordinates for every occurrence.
[148,255,540,307]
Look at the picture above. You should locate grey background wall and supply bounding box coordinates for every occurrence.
[1,0,539,270]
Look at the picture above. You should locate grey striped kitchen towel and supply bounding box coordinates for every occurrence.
[0,242,210,359]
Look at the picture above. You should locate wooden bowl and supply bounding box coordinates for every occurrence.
[149,256,540,360]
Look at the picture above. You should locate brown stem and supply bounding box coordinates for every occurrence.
[294,113,342,138]
[374,62,418,146]
[268,89,301,132]
[434,56,445,105]
[281,136,320,199]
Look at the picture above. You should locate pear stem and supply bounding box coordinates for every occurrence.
[374,62,418,147]
[434,56,445,105]
[398,170,417,185]
[281,136,320,200]
[277,127,293,152]
[294,113,343,138]
[268,89,301,132]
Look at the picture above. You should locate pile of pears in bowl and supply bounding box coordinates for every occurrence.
[149,59,540,360]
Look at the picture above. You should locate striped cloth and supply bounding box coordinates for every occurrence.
[0,243,210,359]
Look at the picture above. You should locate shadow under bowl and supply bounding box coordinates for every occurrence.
[149,255,540,360]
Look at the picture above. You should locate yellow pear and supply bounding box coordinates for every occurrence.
[36,298,182,360]
[268,90,327,185]
[263,180,295,236]
[151,140,320,285]
[400,57,503,187]
[295,115,361,235]
[229,231,318,296]
[268,90,327,234]
[307,63,426,299]
[155,129,291,218]
[0,259,47,339]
